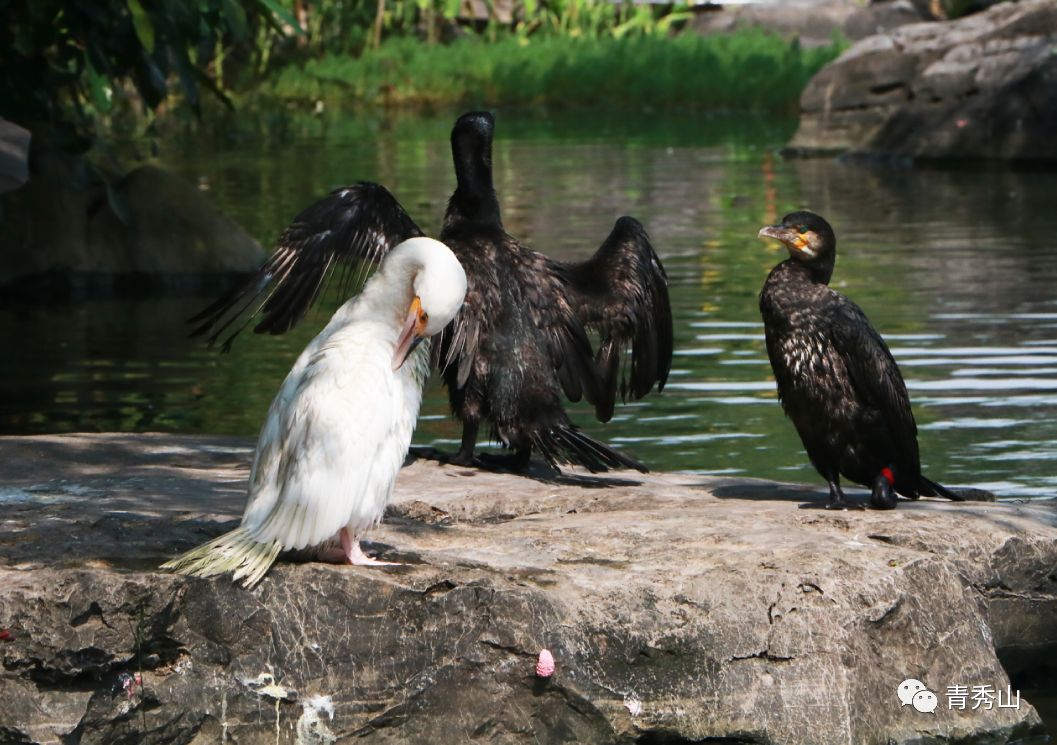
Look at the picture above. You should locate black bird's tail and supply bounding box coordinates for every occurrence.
[919,476,972,502]
[531,425,647,474]
[920,476,998,502]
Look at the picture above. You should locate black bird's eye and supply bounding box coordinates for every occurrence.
[797,225,808,234]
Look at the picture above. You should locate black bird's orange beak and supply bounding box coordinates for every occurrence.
[756,221,820,256]
[393,296,428,370]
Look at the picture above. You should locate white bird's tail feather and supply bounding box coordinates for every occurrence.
[160,527,282,588]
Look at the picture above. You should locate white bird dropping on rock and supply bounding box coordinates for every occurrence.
[623,695,643,717]
[536,649,555,678]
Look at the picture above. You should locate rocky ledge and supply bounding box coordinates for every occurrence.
[787,0,1057,161]
[1,433,1055,744]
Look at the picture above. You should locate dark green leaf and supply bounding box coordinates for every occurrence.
[254,0,304,35]
[85,60,113,113]
[132,50,167,108]
[13,25,36,57]
[127,0,156,53]
[220,0,248,40]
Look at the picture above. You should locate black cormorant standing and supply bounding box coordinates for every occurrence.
[757,210,963,509]
[191,111,672,474]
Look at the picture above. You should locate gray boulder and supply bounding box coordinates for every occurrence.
[844,1,935,40]
[788,0,1057,160]
[0,433,1054,744]
[690,0,859,48]
[0,119,30,195]
[0,154,264,292]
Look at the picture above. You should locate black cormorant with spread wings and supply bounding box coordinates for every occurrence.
[757,210,965,509]
[191,111,672,473]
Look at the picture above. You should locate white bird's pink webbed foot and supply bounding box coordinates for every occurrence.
[338,528,401,566]
[316,529,401,566]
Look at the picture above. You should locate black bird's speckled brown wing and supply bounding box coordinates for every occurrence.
[522,244,601,406]
[553,216,673,422]
[189,182,424,350]
[826,296,921,472]
[429,233,502,388]
[431,230,599,407]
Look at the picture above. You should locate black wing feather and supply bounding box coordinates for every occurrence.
[831,304,970,502]
[190,181,425,349]
[828,299,921,472]
[520,243,600,406]
[555,216,673,422]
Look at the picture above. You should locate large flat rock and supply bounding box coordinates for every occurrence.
[787,0,1057,161]
[1,433,1055,744]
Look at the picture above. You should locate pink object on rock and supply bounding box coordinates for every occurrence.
[535,649,555,678]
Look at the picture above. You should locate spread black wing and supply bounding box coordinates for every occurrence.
[523,243,601,406]
[430,232,600,407]
[554,216,673,422]
[828,296,921,473]
[189,182,425,350]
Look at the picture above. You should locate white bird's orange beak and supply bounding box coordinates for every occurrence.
[392,296,429,370]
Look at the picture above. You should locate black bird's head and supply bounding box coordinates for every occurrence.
[758,211,837,284]
[451,111,495,168]
[758,211,835,265]
[448,111,500,226]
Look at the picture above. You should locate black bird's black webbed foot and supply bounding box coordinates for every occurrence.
[408,445,447,462]
[825,498,864,511]
[440,420,482,468]
[446,449,481,467]
[476,448,532,473]
[407,445,482,468]
[825,479,863,510]
[869,472,899,510]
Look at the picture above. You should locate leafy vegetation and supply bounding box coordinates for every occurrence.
[263,30,842,112]
[1,0,843,142]
[250,0,840,114]
[0,0,298,144]
[256,0,692,59]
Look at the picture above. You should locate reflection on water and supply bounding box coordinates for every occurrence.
[4,109,1057,499]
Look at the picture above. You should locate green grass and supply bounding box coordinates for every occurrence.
[262,30,843,112]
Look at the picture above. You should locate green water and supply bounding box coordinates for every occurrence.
[4,109,1057,501]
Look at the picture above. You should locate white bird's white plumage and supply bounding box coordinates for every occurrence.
[162,237,467,587]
